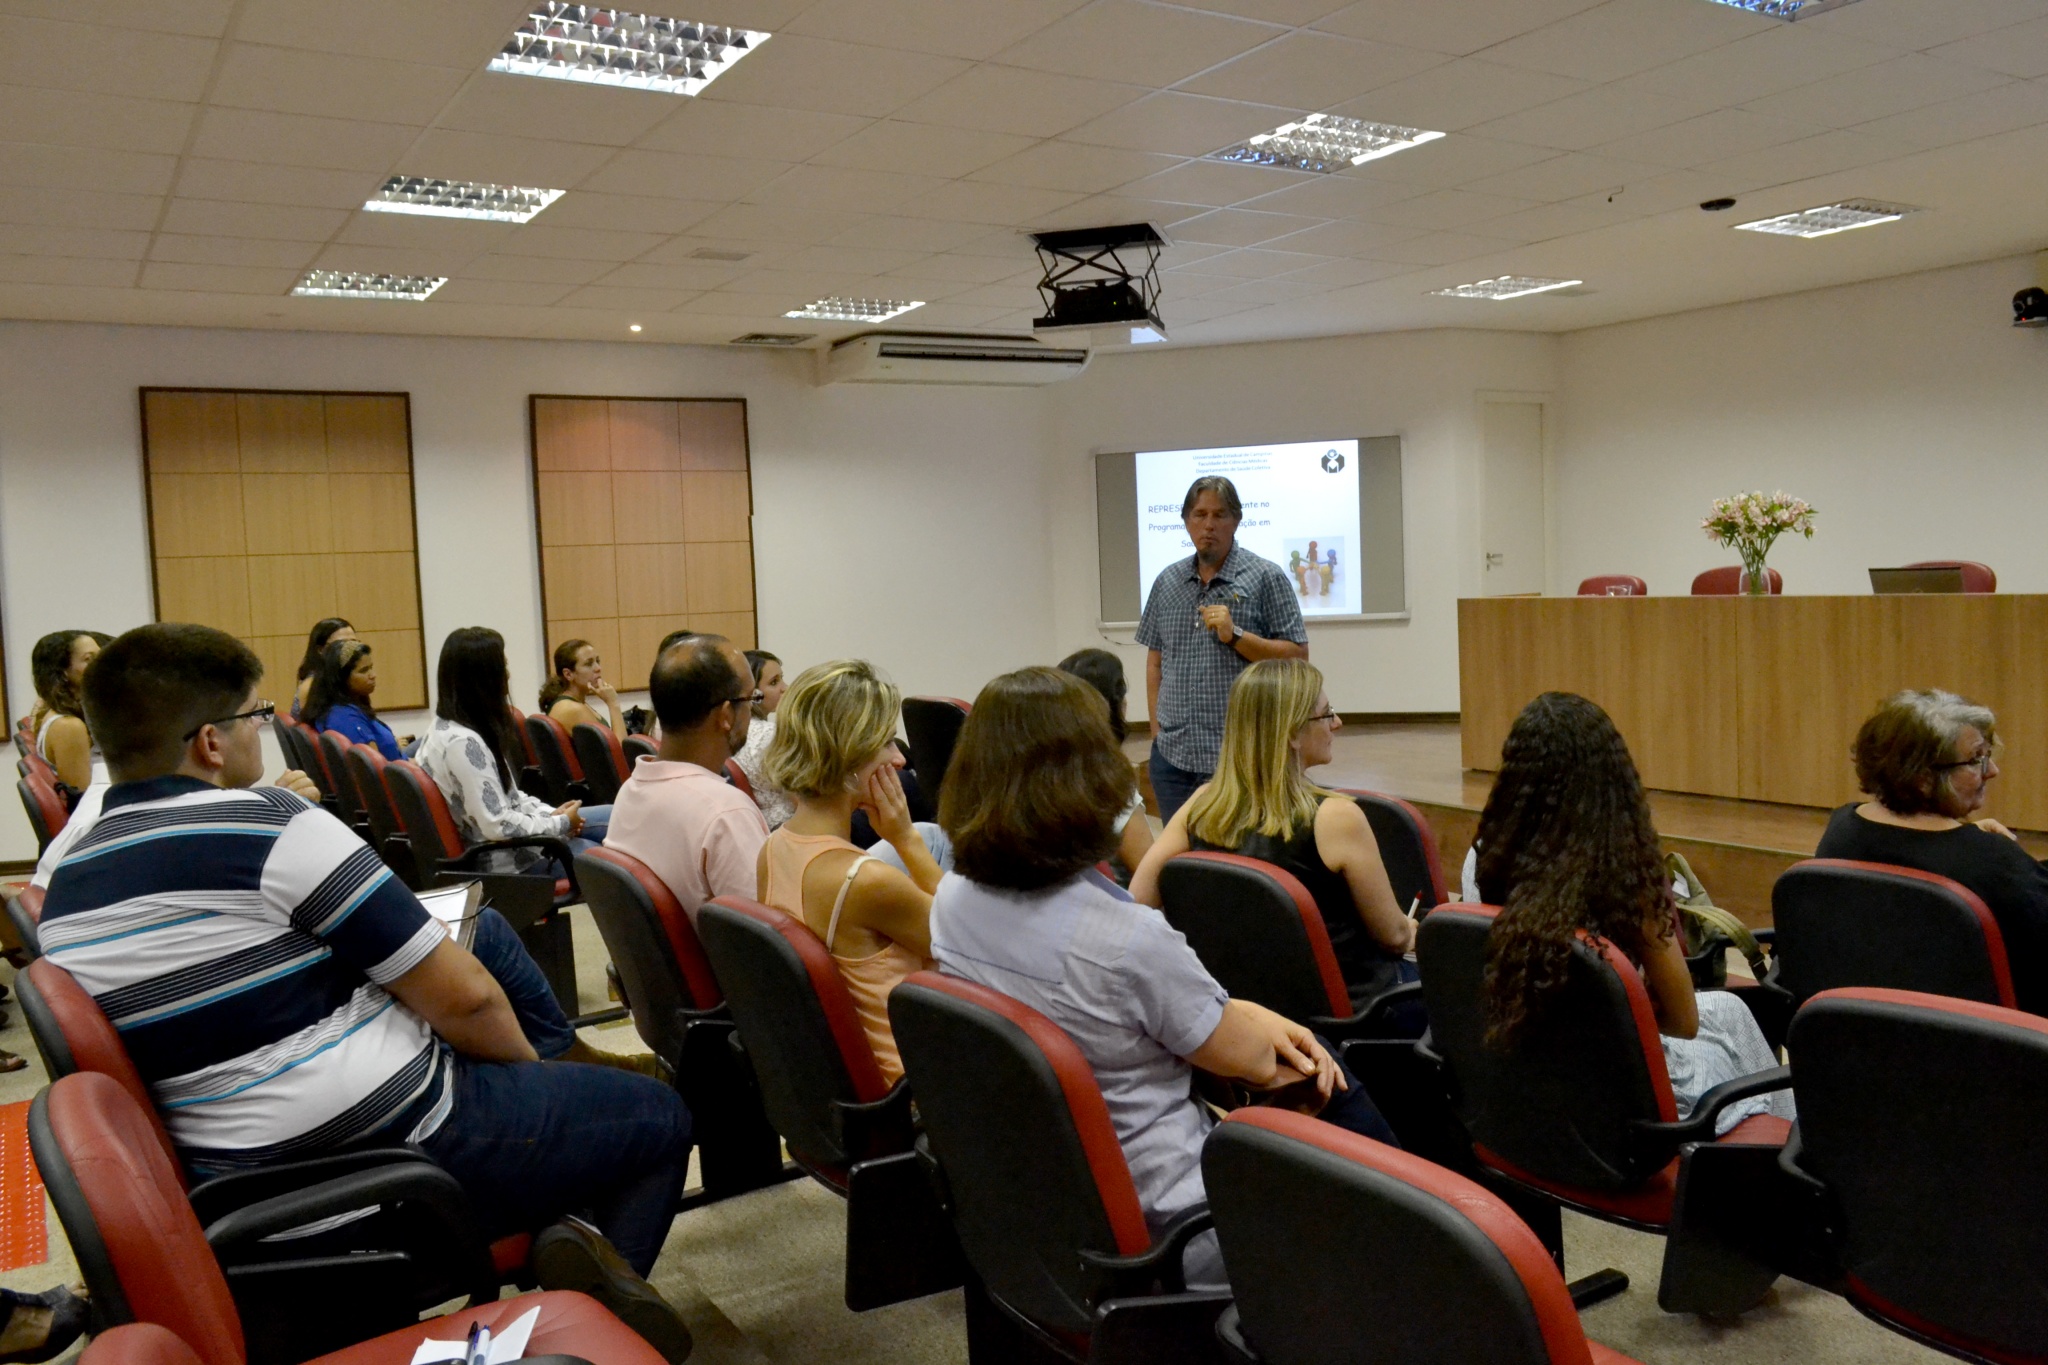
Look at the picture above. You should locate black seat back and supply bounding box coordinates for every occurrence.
[569,724,627,805]
[576,849,724,1064]
[890,971,1152,1338]
[697,898,889,1179]
[900,697,969,804]
[522,714,585,805]
[1205,1108,1600,1365]
[1330,788,1448,912]
[1157,852,1349,1023]
[314,732,370,830]
[1772,859,2014,1008]
[1790,988,2048,1362]
[1417,906,1677,1191]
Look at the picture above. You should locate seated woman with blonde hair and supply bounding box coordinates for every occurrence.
[1131,657,1416,1014]
[758,660,941,1084]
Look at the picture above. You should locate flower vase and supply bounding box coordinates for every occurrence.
[1740,546,1772,596]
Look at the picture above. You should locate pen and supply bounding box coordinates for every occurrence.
[465,1324,491,1365]
[1406,896,1421,919]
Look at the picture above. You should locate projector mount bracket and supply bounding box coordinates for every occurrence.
[1029,223,1166,336]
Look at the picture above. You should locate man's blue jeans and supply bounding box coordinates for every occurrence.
[419,909,691,1275]
[1148,750,1211,824]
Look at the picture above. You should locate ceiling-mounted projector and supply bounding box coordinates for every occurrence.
[2016,286,2048,328]
[1030,223,1167,344]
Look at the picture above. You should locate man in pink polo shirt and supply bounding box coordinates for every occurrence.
[604,635,768,919]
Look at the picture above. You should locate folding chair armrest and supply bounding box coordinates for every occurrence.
[831,1077,916,1162]
[1632,1065,1793,1150]
[188,1144,434,1225]
[1078,1203,1214,1299]
[444,835,579,887]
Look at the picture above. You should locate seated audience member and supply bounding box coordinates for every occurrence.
[758,660,940,1084]
[416,627,609,855]
[301,638,405,760]
[732,649,794,829]
[1130,659,1416,1013]
[1057,648,1155,875]
[289,617,355,718]
[605,636,769,920]
[930,667,1395,1289]
[1474,691,1791,1134]
[541,637,623,734]
[36,624,695,1357]
[28,629,106,794]
[1815,688,2048,1013]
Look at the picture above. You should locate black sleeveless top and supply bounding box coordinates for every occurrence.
[1190,810,1406,1012]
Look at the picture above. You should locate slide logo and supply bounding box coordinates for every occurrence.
[1321,449,1345,473]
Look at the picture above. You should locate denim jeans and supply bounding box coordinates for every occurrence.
[571,803,611,847]
[420,908,692,1274]
[1148,750,1211,824]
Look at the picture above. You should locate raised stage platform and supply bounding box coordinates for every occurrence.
[1135,722,2048,927]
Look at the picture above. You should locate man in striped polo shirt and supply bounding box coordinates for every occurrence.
[40,624,694,1361]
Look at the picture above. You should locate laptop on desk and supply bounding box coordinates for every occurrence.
[1869,566,1965,594]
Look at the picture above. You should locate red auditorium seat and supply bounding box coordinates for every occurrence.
[1578,575,1648,596]
[1903,559,1996,593]
[570,722,631,805]
[1690,565,1781,595]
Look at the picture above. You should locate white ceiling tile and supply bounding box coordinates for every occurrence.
[810,121,1038,178]
[697,36,970,117]
[992,1,1286,88]
[1191,275,1332,304]
[1480,0,1759,83]
[1343,134,1557,188]
[1465,85,1704,152]
[968,142,1182,194]
[1172,247,1324,278]
[1269,255,1411,285]
[1366,230,1518,265]
[1313,0,1607,56]
[891,179,1087,225]
[717,267,893,297]
[397,131,620,190]
[827,215,997,251]
[1179,32,1446,109]
[594,261,758,291]
[0,1,234,37]
[208,44,468,125]
[1258,217,1421,256]
[878,252,1036,284]
[0,224,148,258]
[1694,128,1922,185]
[785,0,1091,60]
[1814,0,2048,53]
[1932,16,2048,77]
[637,101,872,160]
[429,277,581,307]
[493,225,670,261]
[1118,159,1314,207]
[1742,55,2011,129]
[0,186,159,230]
[1063,92,1296,156]
[459,254,617,285]
[0,17,218,101]
[1462,151,1675,203]
[1028,193,1206,231]
[1232,172,1424,218]
[160,198,349,241]
[434,75,681,148]
[1555,169,1747,216]
[188,108,419,173]
[1366,187,1538,230]
[0,255,139,285]
[675,203,874,245]
[893,65,1146,138]
[333,214,518,252]
[1168,208,1328,246]
[1852,77,2048,147]
[538,194,723,234]
[140,261,300,294]
[313,243,489,276]
[172,160,386,209]
[930,278,1040,307]
[1470,198,1631,243]
[234,0,529,67]
[889,300,1016,327]
[556,285,703,312]
[1597,109,1822,169]
[0,87,196,155]
[774,244,931,274]
[579,149,794,200]
[746,163,953,212]
[1336,59,1590,133]
[147,234,324,269]
[0,143,175,196]
[1610,24,1905,110]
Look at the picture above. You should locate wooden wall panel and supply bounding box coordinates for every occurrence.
[143,389,428,710]
[531,396,752,696]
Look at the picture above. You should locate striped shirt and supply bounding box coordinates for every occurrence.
[39,776,450,1173]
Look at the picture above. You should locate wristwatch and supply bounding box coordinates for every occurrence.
[1229,625,1244,643]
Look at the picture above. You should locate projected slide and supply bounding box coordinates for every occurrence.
[1136,439,1363,617]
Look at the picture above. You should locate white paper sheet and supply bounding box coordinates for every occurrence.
[408,1304,541,1365]
[416,882,479,942]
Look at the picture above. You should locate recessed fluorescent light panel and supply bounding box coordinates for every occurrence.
[488,5,770,95]
[364,176,564,223]
[292,271,447,301]
[1432,276,1583,301]
[1703,0,1862,18]
[784,297,924,323]
[1213,114,1445,173]
[1733,200,1919,238]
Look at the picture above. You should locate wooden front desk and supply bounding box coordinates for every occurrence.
[1458,595,2048,829]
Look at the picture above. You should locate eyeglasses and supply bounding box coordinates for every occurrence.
[1939,750,1997,775]
[183,700,275,742]
[724,690,765,710]
[1303,709,1339,726]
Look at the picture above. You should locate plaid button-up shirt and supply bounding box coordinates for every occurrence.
[1136,543,1308,774]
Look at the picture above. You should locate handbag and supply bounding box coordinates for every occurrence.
[1667,851,1767,987]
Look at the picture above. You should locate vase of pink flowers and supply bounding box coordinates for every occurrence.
[1702,490,1817,595]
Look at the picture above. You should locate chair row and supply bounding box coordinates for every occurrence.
[1577,559,1996,597]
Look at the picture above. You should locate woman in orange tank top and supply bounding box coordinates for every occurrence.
[756,659,941,1083]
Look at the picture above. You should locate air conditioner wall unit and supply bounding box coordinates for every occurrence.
[820,331,1091,386]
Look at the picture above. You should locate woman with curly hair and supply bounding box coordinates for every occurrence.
[1468,692,1789,1133]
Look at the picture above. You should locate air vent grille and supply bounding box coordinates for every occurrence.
[730,332,813,346]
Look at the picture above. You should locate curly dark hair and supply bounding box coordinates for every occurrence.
[1473,692,1672,1047]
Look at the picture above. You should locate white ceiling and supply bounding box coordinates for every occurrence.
[1,0,2046,350]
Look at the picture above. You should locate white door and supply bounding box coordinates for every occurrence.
[1481,401,1547,596]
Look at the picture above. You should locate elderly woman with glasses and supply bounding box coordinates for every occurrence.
[1131,658,1418,1014]
[1816,688,2048,1012]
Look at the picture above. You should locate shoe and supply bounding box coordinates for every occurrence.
[558,1038,663,1078]
[0,1286,87,1363]
[531,1218,692,1364]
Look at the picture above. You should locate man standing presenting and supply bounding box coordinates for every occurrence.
[1137,476,1309,820]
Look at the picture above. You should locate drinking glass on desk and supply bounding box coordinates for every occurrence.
[1605,584,1633,597]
